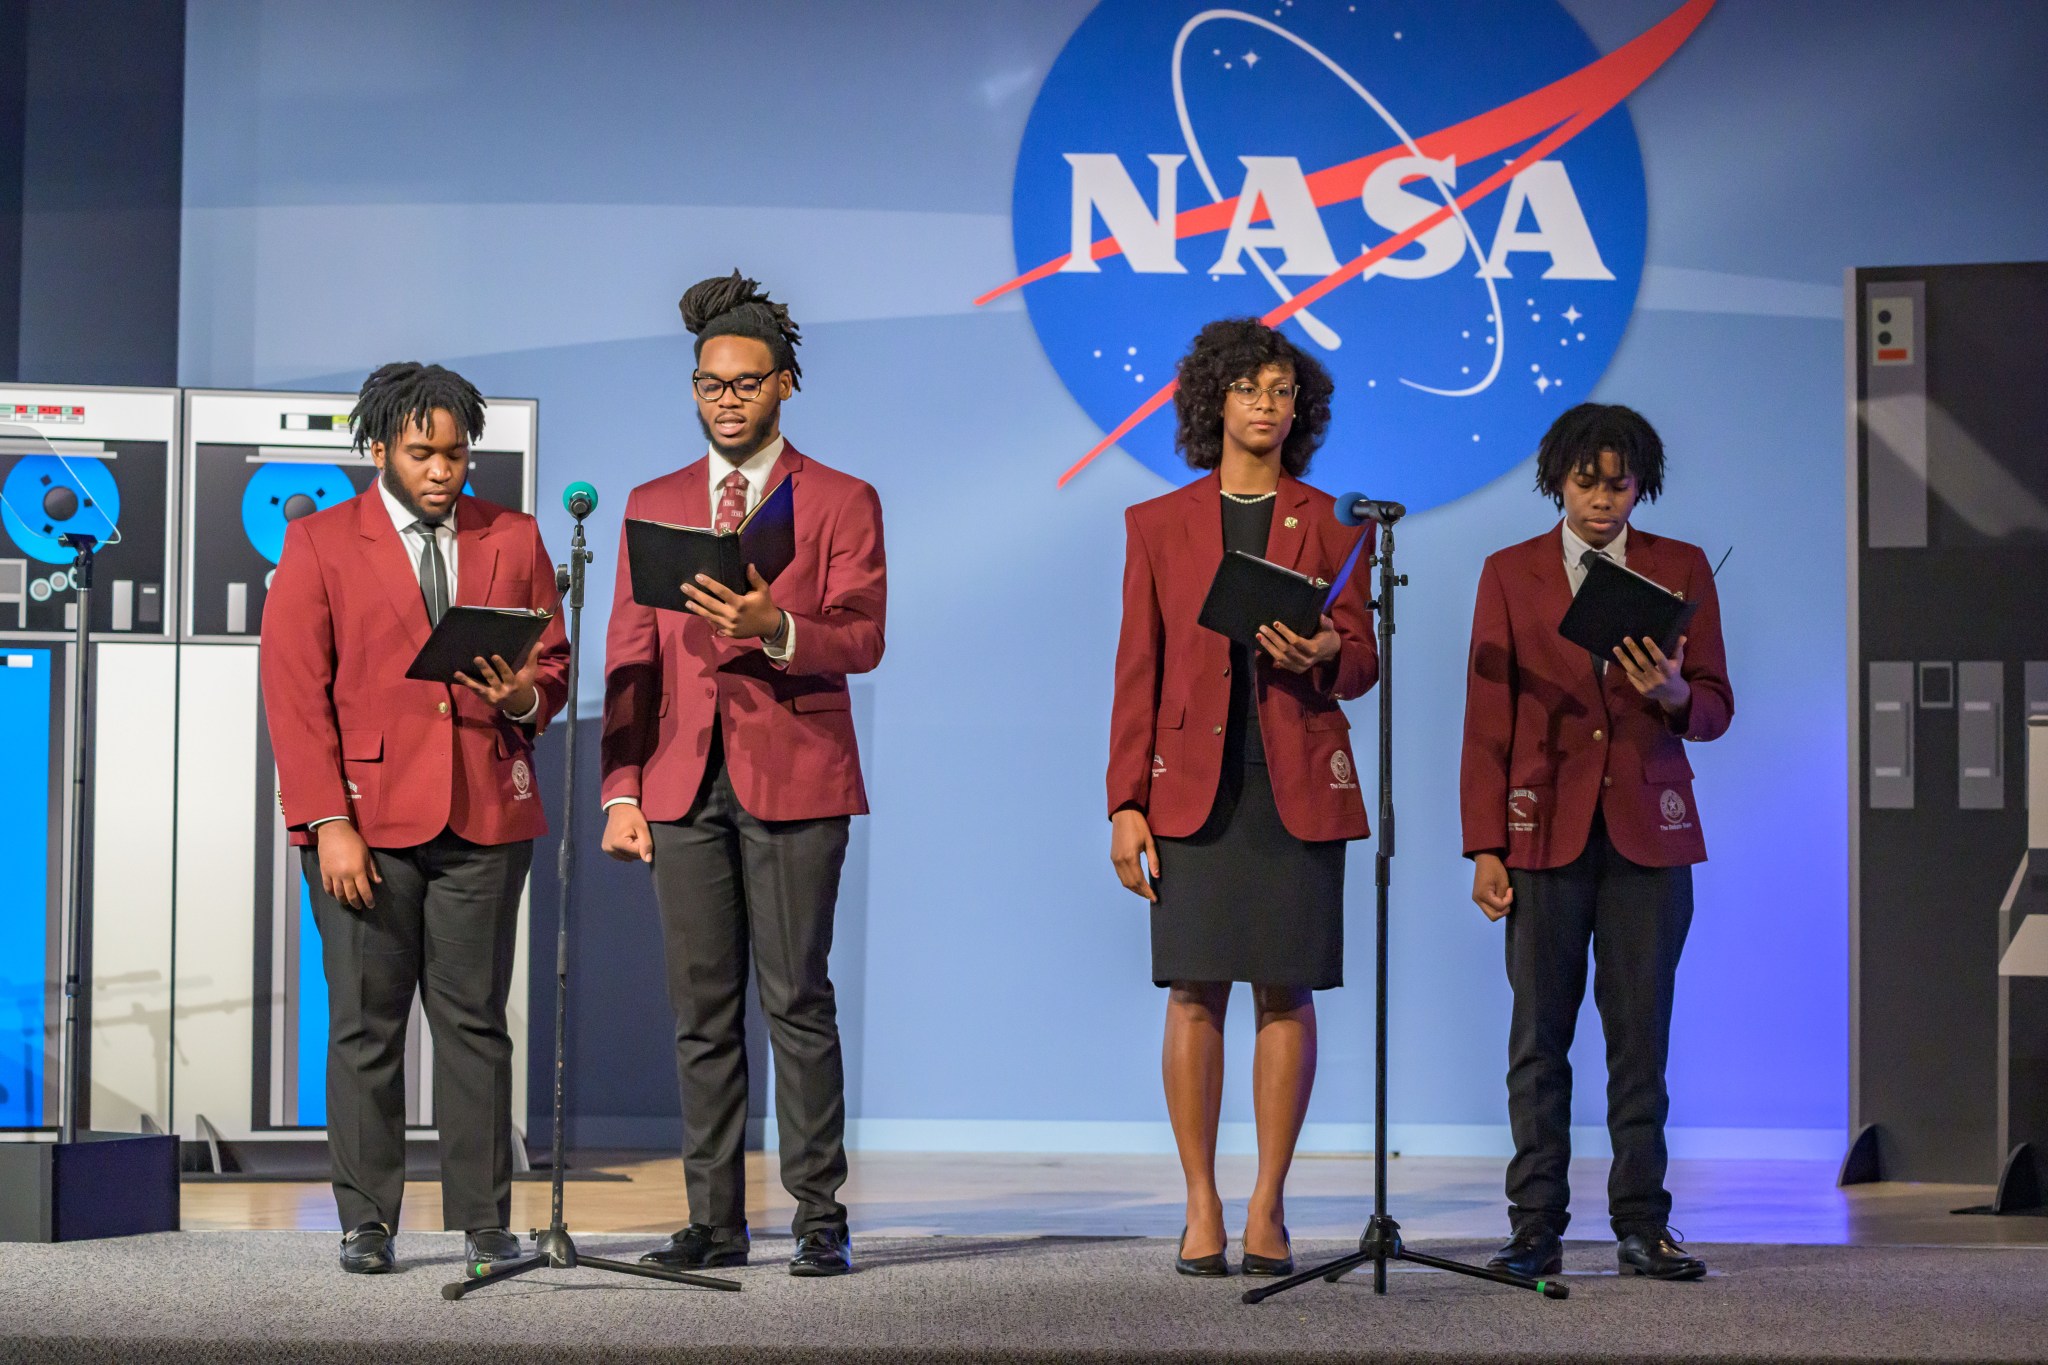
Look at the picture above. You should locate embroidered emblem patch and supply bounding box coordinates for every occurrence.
[1508,787,1537,833]
[1151,753,1167,778]
[346,779,361,801]
[512,758,533,800]
[1330,750,1357,789]
[1659,788,1686,824]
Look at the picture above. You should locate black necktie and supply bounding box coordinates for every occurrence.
[413,520,449,626]
[1580,548,1607,676]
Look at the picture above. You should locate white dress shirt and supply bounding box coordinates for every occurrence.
[1561,521,1628,597]
[603,440,796,814]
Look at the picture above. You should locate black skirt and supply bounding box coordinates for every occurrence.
[1150,754,1346,990]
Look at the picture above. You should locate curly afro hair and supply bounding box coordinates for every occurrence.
[1532,402,1665,507]
[1172,318,1333,477]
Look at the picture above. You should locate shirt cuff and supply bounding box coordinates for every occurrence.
[602,796,640,809]
[762,610,796,664]
[505,689,544,724]
[307,815,351,830]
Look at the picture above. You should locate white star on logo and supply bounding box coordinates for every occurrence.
[1243,50,1259,67]
[1535,375,1552,393]
[1562,305,1582,325]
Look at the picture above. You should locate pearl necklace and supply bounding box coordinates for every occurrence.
[1220,490,1277,503]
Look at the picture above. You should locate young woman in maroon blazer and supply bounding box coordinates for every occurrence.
[1107,319,1377,1278]
[1460,403,1732,1284]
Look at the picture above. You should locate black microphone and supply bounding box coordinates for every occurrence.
[1335,494,1405,526]
[562,480,599,520]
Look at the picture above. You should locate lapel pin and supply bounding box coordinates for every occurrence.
[1284,516,1299,528]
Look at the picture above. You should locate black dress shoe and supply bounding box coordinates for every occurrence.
[339,1222,396,1274]
[463,1228,522,1269]
[1485,1227,1564,1279]
[1239,1225,1293,1278]
[789,1228,852,1277]
[1617,1228,1706,1281]
[1175,1226,1229,1278]
[640,1222,750,1269]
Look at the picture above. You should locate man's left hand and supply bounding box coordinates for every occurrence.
[453,640,543,718]
[1614,634,1692,713]
[682,565,784,641]
[1257,615,1341,675]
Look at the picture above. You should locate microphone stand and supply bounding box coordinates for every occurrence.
[445,498,738,1299]
[55,533,98,1143]
[1244,506,1567,1305]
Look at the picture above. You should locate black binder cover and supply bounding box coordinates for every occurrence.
[404,606,553,684]
[1557,552,1701,658]
[1197,550,1329,647]
[626,476,796,610]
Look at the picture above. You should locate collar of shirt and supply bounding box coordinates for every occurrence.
[1561,520,1627,582]
[707,434,786,519]
[377,478,457,595]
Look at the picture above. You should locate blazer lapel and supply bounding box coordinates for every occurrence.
[1180,472,1225,579]
[356,490,432,650]
[453,496,499,607]
[1264,478,1313,573]
[669,455,713,529]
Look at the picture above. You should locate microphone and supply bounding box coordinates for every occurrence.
[1335,494,1405,526]
[562,481,599,520]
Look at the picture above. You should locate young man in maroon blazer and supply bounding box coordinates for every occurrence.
[600,272,884,1277]
[261,363,569,1275]
[1460,403,1733,1283]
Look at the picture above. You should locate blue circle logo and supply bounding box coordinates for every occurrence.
[992,0,1709,507]
[1,454,121,564]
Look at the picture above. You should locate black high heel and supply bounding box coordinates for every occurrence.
[1240,1225,1293,1277]
[1175,1225,1230,1277]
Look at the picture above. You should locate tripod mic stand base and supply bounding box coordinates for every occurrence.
[1241,1214,1568,1304]
[442,1224,742,1299]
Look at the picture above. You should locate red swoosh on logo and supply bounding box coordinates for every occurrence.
[976,0,1716,487]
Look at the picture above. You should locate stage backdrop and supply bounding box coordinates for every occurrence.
[178,0,2048,1159]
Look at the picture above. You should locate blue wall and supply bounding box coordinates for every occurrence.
[177,0,2048,1155]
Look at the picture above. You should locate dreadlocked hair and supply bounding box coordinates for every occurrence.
[679,270,803,391]
[1532,402,1666,507]
[349,362,486,454]
[1173,317,1333,476]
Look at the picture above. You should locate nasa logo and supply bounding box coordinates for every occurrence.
[512,758,533,800]
[1659,787,1687,826]
[990,1,1712,500]
[1330,749,1355,788]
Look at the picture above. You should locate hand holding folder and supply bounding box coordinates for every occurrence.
[405,606,553,686]
[627,476,796,611]
[1557,553,1700,659]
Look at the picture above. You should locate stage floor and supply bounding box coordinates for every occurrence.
[181,1150,2048,1248]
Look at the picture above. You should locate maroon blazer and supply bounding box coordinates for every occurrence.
[600,442,885,822]
[260,491,571,850]
[1108,473,1378,842]
[1459,524,1733,870]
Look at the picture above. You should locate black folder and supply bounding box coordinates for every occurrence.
[626,475,796,610]
[404,605,553,684]
[1557,552,1701,658]
[1197,550,1329,647]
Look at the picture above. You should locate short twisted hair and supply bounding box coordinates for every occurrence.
[350,362,485,454]
[679,270,803,390]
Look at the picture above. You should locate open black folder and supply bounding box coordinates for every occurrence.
[1557,552,1700,659]
[626,475,796,611]
[405,606,553,684]
[1197,551,1329,646]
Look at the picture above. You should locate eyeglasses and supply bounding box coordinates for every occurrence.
[1225,380,1299,406]
[692,370,781,403]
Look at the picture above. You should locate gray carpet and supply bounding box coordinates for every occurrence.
[2,1232,2045,1363]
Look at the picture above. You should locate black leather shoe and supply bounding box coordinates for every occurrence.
[463,1228,521,1269]
[641,1223,750,1269]
[1486,1227,1564,1279]
[339,1222,396,1274]
[1239,1225,1293,1278]
[1175,1226,1229,1277]
[789,1228,852,1277]
[1618,1228,1706,1281]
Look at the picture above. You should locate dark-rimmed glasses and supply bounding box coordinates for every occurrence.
[692,370,781,403]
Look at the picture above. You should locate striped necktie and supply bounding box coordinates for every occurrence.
[413,520,449,626]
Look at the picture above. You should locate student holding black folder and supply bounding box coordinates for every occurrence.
[259,362,570,1275]
[1106,319,1375,1279]
[1459,403,1733,1283]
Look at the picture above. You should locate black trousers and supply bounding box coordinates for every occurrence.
[302,830,530,1233]
[1503,815,1693,1238]
[648,742,851,1238]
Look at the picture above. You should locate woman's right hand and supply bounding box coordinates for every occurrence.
[1111,808,1161,903]
[1471,852,1514,921]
